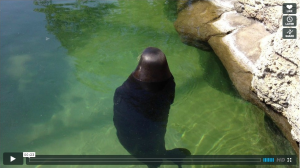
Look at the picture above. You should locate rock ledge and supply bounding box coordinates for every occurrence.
[174,0,299,155]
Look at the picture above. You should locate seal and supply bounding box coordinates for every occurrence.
[113,47,190,168]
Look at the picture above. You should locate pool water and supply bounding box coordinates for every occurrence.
[0,0,297,167]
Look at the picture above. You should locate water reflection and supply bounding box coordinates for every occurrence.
[113,47,191,168]
[33,0,182,93]
[163,0,178,22]
[33,0,117,53]
[197,50,239,97]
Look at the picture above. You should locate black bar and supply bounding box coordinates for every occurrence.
[26,155,297,165]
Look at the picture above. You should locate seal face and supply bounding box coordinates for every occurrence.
[113,47,190,168]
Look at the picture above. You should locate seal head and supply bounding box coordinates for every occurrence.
[132,47,172,82]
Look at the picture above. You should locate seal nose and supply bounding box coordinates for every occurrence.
[132,47,172,82]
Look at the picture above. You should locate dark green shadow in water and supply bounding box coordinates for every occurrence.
[34,0,118,53]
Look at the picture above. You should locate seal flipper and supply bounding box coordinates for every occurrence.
[166,148,191,168]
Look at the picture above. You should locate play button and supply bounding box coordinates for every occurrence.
[10,156,16,162]
[3,153,23,165]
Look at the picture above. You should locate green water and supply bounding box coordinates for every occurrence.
[0,0,297,167]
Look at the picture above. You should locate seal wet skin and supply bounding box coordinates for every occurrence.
[113,47,191,168]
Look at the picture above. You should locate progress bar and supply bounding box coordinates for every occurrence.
[26,155,297,165]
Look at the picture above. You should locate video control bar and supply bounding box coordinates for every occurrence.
[25,155,297,165]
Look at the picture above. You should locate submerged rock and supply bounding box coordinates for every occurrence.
[174,0,300,155]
